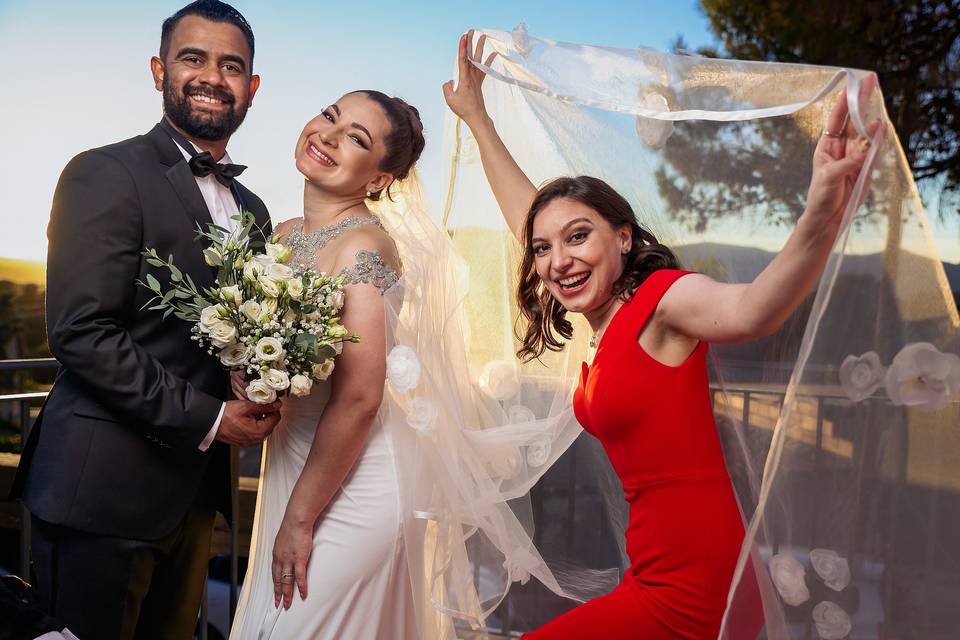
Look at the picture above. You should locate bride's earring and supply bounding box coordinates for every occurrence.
[366,190,372,198]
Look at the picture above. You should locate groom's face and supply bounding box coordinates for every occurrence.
[151,15,260,142]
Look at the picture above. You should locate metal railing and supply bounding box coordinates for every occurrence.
[2,358,858,638]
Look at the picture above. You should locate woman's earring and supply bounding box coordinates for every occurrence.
[366,190,372,198]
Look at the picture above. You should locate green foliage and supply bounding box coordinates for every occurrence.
[699,0,960,215]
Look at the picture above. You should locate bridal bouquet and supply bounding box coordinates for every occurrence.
[138,212,358,403]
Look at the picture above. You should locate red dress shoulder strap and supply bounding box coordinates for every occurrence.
[618,269,694,335]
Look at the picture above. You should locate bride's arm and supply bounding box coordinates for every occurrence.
[270,233,399,609]
[443,31,535,240]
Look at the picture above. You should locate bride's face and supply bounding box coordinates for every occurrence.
[295,93,393,196]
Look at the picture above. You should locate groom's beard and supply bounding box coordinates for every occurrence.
[163,78,248,142]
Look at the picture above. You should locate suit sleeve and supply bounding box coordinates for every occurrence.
[46,149,222,450]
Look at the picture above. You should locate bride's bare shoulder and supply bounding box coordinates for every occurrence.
[273,217,302,243]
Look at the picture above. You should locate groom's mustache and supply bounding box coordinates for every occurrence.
[183,83,236,106]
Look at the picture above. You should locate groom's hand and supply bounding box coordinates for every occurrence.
[216,399,282,446]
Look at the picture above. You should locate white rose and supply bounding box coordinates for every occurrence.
[242,258,261,281]
[265,242,292,263]
[386,346,421,393]
[525,433,552,467]
[769,553,810,606]
[809,549,851,592]
[263,368,290,391]
[329,290,345,311]
[812,601,852,640]
[258,298,278,322]
[502,546,539,586]
[839,351,884,402]
[218,344,251,368]
[254,337,284,362]
[199,305,225,333]
[885,342,960,411]
[312,359,335,381]
[220,285,242,306]
[286,278,305,300]
[258,276,281,298]
[208,321,237,348]
[240,300,262,322]
[405,397,438,433]
[246,378,277,404]
[479,360,521,401]
[254,254,274,268]
[266,262,295,281]
[290,374,313,397]
[508,404,537,424]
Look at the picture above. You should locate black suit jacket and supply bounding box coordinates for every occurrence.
[12,123,271,540]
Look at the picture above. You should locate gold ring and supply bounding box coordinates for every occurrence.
[823,129,843,138]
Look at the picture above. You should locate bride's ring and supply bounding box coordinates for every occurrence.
[822,129,843,138]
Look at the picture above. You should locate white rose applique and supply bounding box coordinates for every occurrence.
[838,351,884,402]
[635,87,675,149]
[885,342,960,411]
[809,549,851,592]
[769,553,810,606]
[479,360,521,401]
[386,346,422,394]
[812,601,852,640]
[405,397,438,434]
[525,433,552,467]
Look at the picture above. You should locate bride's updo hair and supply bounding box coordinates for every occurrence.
[351,90,425,201]
[516,176,680,362]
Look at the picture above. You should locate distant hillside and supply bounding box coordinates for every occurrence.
[0,258,44,286]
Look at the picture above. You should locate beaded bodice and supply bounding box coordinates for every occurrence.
[284,216,400,294]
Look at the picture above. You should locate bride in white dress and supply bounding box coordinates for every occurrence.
[229,90,425,640]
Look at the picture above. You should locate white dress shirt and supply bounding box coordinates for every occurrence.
[171,138,241,451]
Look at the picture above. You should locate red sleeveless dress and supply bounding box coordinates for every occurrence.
[523,269,759,639]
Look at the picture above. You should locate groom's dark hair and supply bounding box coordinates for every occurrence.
[160,0,256,69]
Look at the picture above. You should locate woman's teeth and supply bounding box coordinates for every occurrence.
[308,143,336,166]
[558,273,590,289]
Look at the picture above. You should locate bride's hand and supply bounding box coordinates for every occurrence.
[803,73,886,230]
[272,516,314,608]
[230,369,248,400]
[443,30,497,127]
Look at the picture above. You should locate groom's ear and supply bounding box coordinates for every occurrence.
[246,74,261,108]
[150,56,165,92]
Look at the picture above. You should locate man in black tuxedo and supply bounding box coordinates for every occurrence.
[11,2,281,638]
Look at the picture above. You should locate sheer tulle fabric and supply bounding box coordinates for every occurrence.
[434,26,959,638]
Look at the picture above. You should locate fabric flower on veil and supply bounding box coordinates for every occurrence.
[839,351,885,402]
[809,549,851,591]
[812,601,852,640]
[386,345,422,394]
[635,87,676,149]
[769,553,810,606]
[884,342,960,411]
[479,360,521,401]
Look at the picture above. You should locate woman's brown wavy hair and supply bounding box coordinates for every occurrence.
[516,176,680,362]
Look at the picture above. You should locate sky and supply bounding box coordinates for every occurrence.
[0,0,716,263]
[1,0,957,264]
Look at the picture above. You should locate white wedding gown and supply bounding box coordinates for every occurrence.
[230,222,419,639]
[230,371,419,640]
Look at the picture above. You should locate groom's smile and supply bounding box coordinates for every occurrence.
[151,14,260,144]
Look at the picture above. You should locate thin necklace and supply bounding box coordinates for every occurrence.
[588,297,622,349]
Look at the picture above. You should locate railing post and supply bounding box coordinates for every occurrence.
[19,398,31,580]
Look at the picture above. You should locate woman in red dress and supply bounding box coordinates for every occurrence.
[443,32,882,639]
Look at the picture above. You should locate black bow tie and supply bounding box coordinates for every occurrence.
[188,152,247,187]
